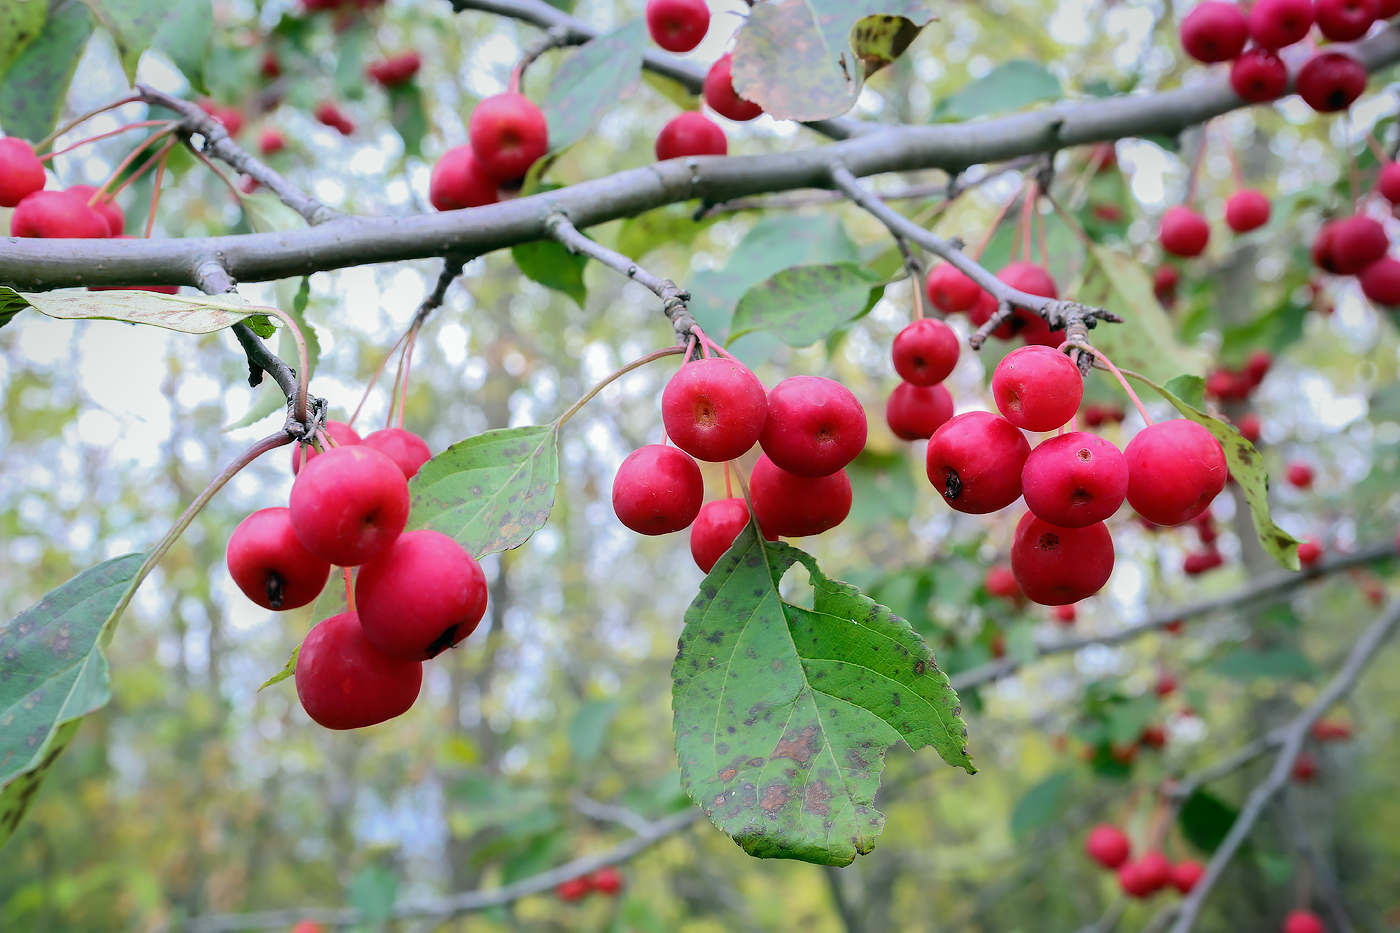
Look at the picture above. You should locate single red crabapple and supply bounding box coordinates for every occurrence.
[892,318,960,385]
[661,357,768,462]
[611,445,704,534]
[291,420,362,474]
[1330,215,1389,274]
[984,564,1021,602]
[1180,1,1250,62]
[1315,0,1380,41]
[991,346,1084,432]
[556,877,591,902]
[1377,162,1400,203]
[749,454,851,537]
[759,375,867,477]
[1123,420,1228,525]
[294,611,423,729]
[1183,550,1224,575]
[1010,512,1115,605]
[1118,862,1155,898]
[1205,368,1247,401]
[1110,741,1139,765]
[645,0,710,52]
[1225,189,1271,233]
[367,51,422,88]
[1312,718,1354,740]
[199,99,245,136]
[1021,432,1129,527]
[1159,205,1210,258]
[64,185,123,236]
[926,412,1031,513]
[996,263,1063,345]
[1296,51,1368,113]
[1298,538,1323,566]
[998,261,1058,299]
[967,289,1004,335]
[1171,860,1204,894]
[703,54,763,122]
[261,50,282,80]
[1312,222,1343,274]
[1139,724,1167,749]
[1154,264,1180,305]
[1237,412,1262,443]
[1381,0,1400,16]
[886,381,954,441]
[1245,349,1273,383]
[260,128,286,156]
[0,137,46,208]
[925,263,983,313]
[360,428,432,479]
[314,101,355,135]
[469,93,549,183]
[1135,851,1173,894]
[1054,603,1077,625]
[226,507,331,610]
[1157,671,1178,696]
[1085,824,1131,869]
[10,190,111,238]
[1292,751,1319,782]
[1231,48,1290,102]
[689,498,776,573]
[1164,618,1185,634]
[589,866,623,895]
[1283,909,1326,933]
[355,529,488,660]
[1287,461,1315,488]
[1249,0,1316,48]
[990,633,1006,658]
[656,111,727,160]
[429,145,500,210]
[288,445,411,566]
[1360,256,1400,304]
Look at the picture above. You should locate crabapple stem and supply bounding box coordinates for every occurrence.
[724,460,732,498]
[1185,125,1208,206]
[41,120,173,161]
[1365,131,1389,165]
[555,345,686,427]
[146,146,171,240]
[691,325,741,364]
[35,94,143,151]
[343,566,356,612]
[188,144,249,208]
[1081,343,1154,426]
[86,125,180,205]
[350,330,411,428]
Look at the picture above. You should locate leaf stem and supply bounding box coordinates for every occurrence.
[556,345,685,428]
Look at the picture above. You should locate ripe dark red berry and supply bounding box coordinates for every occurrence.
[1154,264,1180,305]
[1183,550,1224,575]
[1297,538,1323,566]
[1237,412,1262,443]
[294,611,423,729]
[291,420,362,474]
[1377,162,1400,203]
[590,866,623,895]
[1135,851,1173,894]
[759,376,867,477]
[1180,1,1249,62]
[703,53,762,122]
[1360,256,1400,304]
[885,381,954,441]
[690,498,775,572]
[1296,51,1368,113]
[1249,0,1315,48]
[1021,432,1128,527]
[10,190,111,239]
[1085,824,1131,869]
[360,428,432,479]
[200,99,245,136]
[612,444,703,534]
[355,529,488,660]
[288,445,411,566]
[892,318,960,385]
[227,507,331,610]
[64,185,123,236]
[1054,603,1077,625]
[1315,0,1379,41]
[469,93,549,183]
[1118,862,1154,898]
[1225,189,1270,233]
[556,876,590,902]
[646,0,710,53]
[656,112,727,160]
[992,346,1083,432]
[429,145,499,211]
[260,128,286,156]
[1010,512,1115,605]
[1293,751,1319,782]
[926,263,983,313]
[662,357,768,462]
[926,412,1031,514]
[750,454,852,537]
[1312,718,1354,740]
[367,51,422,88]
[984,564,1021,602]
[1171,860,1204,894]
[1231,48,1289,102]
[1139,724,1167,748]
[1287,460,1315,488]
[0,137,46,208]
[1283,909,1326,933]
[314,101,355,136]
[1123,420,1228,526]
[1329,216,1389,275]
[1159,205,1210,258]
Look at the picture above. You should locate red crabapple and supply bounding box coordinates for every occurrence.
[926,412,1031,513]
[645,0,710,53]
[1154,265,1179,305]
[1231,48,1289,102]
[226,507,331,610]
[360,428,432,479]
[991,346,1083,432]
[367,51,422,88]
[1010,512,1115,605]
[1362,257,1400,305]
[1315,0,1380,41]
[429,145,500,210]
[1118,863,1154,898]
[984,564,1021,602]
[1237,412,1262,443]
[260,128,286,155]
[1180,1,1249,62]
[590,866,623,895]
[1157,671,1178,696]
[469,93,549,183]
[1123,420,1228,526]
[1171,860,1204,894]
[1085,824,1131,869]
[662,357,768,462]
[1283,910,1326,933]
[1297,538,1323,566]
[759,376,867,477]
[1054,604,1077,625]
[1139,725,1167,749]
[1183,550,1224,575]
[1296,51,1368,113]
[0,137,46,208]
[294,611,423,729]
[355,529,488,660]
[1382,0,1400,15]
[656,112,727,160]
[1249,0,1315,48]
[611,444,704,534]
[291,420,362,474]
[703,54,763,122]
[925,263,984,314]
[689,498,775,572]
[1021,432,1129,527]
[288,446,411,566]
[892,318,960,385]
[749,454,852,537]
[1159,205,1210,258]
[1135,851,1173,894]
[556,877,590,902]
[10,190,111,239]
[885,382,954,441]
[199,99,245,136]
[1225,189,1270,233]
[64,185,123,237]
[1330,216,1389,274]
[314,101,354,135]
[1287,461,1315,488]
[1377,162,1400,203]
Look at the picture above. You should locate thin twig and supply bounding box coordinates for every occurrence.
[570,794,656,835]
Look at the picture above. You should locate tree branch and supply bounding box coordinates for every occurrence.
[6,28,1400,291]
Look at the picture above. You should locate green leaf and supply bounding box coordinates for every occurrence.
[844,449,917,528]
[332,17,368,101]
[569,699,620,763]
[615,204,717,261]
[0,287,27,329]
[1010,772,1071,839]
[348,866,398,922]
[0,286,278,334]
[542,19,645,153]
[387,83,426,159]
[407,425,560,558]
[731,0,935,122]
[1106,695,1158,746]
[1164,374,1205,410]
[0,0,47,82]
[151,0,210,92]
[1178,790,1238,853]
[0,0,94,142]
[641,69,698,110]
[1078,243,1207,384]
[673,528,973,866]
[80,0,170,82]
[241,191,305,233]
[275,275,318,380]
[1127,370,1302,570]
[934,60,1061,121]
[0,553,144,846]
[258,645,299,691]
[730,263,886,347]
[511,240,588,308]
[1211,647,1318,680]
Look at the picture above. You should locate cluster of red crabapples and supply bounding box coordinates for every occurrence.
[1084,823,1205,901]
[554,865,624,903]
[224,422,490,731]
[610,338,866,571]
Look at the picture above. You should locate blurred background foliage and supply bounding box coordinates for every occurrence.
[2,0,1400,930]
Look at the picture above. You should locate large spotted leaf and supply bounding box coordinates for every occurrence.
[673,528,973,865]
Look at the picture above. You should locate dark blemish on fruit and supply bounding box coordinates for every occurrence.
[1039,532,1060,550]
[1076,447,1092,461]
[943,468,963,501]
[425,623,461,658]
[265,572,285,610]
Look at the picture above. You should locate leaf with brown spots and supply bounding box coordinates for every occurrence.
[672,526,973,866]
